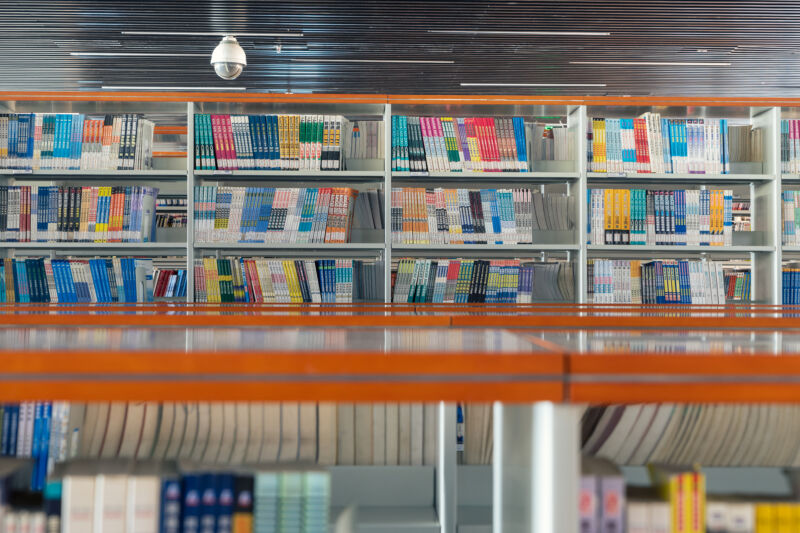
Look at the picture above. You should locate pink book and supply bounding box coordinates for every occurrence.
[486,118,501,171]
[434,117,446,171]
[224,115,236,170]
[210,115,224,169]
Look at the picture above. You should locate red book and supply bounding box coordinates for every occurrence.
[223,115,236,170]
[487,118,502,171]
[210,115,224,169]
[634,118,651,173]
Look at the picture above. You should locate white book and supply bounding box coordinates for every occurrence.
[244,403,265,464]
[78,404,100,458]
[228,403,251,465]
[384,404,399,466]
[86,403,111,459]
[354,404,373,465]
[298,403,317,462]
[278,403,299,462]
[191,402,211,463]
[99,403,128,459]
[117,402,147,459]
[126,476,160,533]
[201,402,224,464]
[151,403,175,461]
[163,403,186,461]
[260,403,281,463]
[216,402,237,464]
[95,474,127,533]
[178,403,199,461]
[337,404,355,465]
[371,403,386,465]
[398,404,411,465]
[317,403,338,466]
[63,476,96,533]
[423,403,437,466]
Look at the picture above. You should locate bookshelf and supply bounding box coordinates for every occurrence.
[4,95,799,305]
[6,93,800,532]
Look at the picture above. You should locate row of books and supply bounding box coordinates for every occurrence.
[781,190,800,245]
[156,213,187,228]
[390,115,528,172]
[0,185,158,243]
[194,258,383,304]
[589,259,732,304]
[192,186,378,244]
[588,188,735,246]
[0,257,154,303]
[345,120,384,161]
[194,113,344,171]
[390,188,572,245]
[0,403,62,491]
[0,113,155,170]
[783,263,800,304]
[55,470,328,533]
[781,119,800,174]
[725,269,752,302]
[391,258,574,303]
[153,268,188,299]
[531,124,573,162]
[588,114,761,174]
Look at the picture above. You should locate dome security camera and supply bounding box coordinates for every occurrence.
[211,35,246,80]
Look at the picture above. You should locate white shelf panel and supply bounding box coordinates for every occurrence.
[393,171,579,181]
[588,244,773,253]
[588,172,773,182]
[394,243,578,252]
[782,246,800,252]
[194,242,384,250]
[0,242,186,249]
[195,169,384,180]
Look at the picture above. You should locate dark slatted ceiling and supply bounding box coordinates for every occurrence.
[4,1,800,95]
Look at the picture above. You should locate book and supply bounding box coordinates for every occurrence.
[392,258,573,303]
[392,115,529,172]
[590,115,761,175]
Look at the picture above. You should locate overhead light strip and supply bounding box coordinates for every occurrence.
[461,82,606,87]
[570,61,731,66]
[101,86,247,91]
[72,52,206,57]
[291,58,454,64]
[121,31,303,37]
[429,30,610,36]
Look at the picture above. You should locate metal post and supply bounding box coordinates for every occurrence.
[438,402,457,533]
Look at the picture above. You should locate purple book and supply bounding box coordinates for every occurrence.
[579,475,599,533]
[600,476,626,533]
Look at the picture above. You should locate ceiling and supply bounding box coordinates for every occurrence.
[5,0,800,96]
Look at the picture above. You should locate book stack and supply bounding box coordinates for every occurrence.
[530,124,574,162]
[392,258,574,303]
[0,257,157,303]
[589,259,732,304]
[391,115,528,172]
[194,257,383,303]
[782,190,800,245]
[391,188,572,245]
[254,471,329,533]
[194,114,345,171]
[579,459,626,533]
[153,268,188,300]
[0,402,59,491]
[783,262,800,304]
[193,186,377,244]
[0,113,155,170]
[588,188,734,246]
[343,120,385,162]
[724,269,752,302]
[588,114,761,174]
[0,185,159,243]
[781,119,800,174]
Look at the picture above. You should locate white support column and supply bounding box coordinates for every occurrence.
[493,402,581,533]
[384,103,393,302]
[437,402,457,533]
[571,105,589,303]
[186,101,195,302]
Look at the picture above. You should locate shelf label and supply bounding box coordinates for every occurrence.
[213,170,233,175]
[408,171,429,177]
[11,169,33,175]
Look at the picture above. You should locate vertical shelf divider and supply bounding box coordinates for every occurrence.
[186,101,195,303]
[384,103,393,303]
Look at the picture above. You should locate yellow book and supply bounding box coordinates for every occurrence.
[621,189,631,244]
[791,503,800,533]
[283,260,303,303]
[202,258,215,303]
[604,189,613,245]
[756,503,775,533]
[681,473,693,533]
[600,119,607,172]
[613,189,622,245]
[232,514,252,533]
[691,472,706,533]
[777,503,793,533]
[95,186,112,242]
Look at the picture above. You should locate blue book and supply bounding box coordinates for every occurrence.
[159,477,182,533]
[0,264,5,304]
[1,405,10,456]
[181,474,201,533]
[8,405,18,457]
[216,474,234,533]
[199,473,217,533]
[29,402,42,490]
